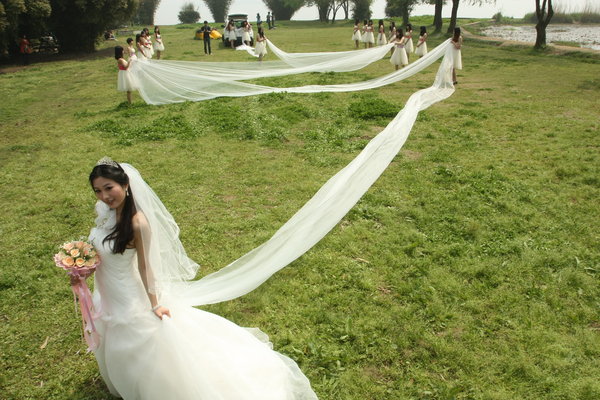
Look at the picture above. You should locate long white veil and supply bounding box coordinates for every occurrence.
[131,40,452,105]
[122,42,457,306]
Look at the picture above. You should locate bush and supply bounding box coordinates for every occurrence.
[178,2,200,24]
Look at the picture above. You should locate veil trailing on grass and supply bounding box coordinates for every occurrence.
[130,40,452,105]
[150,41,457,306]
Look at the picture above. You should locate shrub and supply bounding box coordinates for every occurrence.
[178,2,200,24]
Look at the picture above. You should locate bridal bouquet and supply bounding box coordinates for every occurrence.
[54,240,100,277]
[54,240,101,351]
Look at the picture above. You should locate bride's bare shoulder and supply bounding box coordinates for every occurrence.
[132,211,149,231]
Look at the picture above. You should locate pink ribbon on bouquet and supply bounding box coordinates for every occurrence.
[70,275,100,351]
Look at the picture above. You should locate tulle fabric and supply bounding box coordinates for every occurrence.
[130,40,451,105]
[415,37,428,56]
[170,43,456,306]
[117,70,136,92]
[89,216,317,400]
[390,45,408,66]
[111,40,457,308]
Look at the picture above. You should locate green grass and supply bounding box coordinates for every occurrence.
[1,19,600,400]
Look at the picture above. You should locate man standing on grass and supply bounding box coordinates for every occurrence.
[200,21,212,55]
[267,12,272,30]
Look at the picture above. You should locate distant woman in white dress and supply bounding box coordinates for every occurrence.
[404,23,414,61]
[135,34,147,60]
[388,21,397,56]
[415,25,428,58]
[352,19,362,49]
[377,20,387,46]
[153,26,165,60]
[143,28,154,58]
[242,21,251,46]
[115,46,136,104]
[227,20,237,49]
[389,30,408,70]
[255,27,267,61]
[126,38,137,61]
[452,27,463,84]
[87,159,318,400]
[364,20,375,48]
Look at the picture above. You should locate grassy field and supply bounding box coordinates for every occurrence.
[1,18,599,400]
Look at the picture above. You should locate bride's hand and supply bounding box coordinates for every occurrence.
[153,306,171,320]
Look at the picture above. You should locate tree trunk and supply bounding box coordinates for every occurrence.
[534,0,554,49]
[446,0,459,35]
[402,3,409,26]
[433,0,443,34]
[317,4,330,22]
[342,0,349,19]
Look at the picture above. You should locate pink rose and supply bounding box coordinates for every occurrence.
[64,243,75,251]
[75,241,85,249]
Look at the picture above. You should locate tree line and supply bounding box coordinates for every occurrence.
[0,0,554,58]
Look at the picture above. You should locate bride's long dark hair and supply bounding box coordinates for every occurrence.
[89,163,136,254]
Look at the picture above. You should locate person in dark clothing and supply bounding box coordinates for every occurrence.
[266,12,272,30]
[199,21,212,55]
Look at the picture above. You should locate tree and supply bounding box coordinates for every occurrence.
[133,0,161,26]
[307,0,332,22]
[385,0,419,26]
[48,0,137,52]
[351,0,372,21]
[178,2,200,24]
[0,0,51,56]
[203,0,232,23]
[446,0,495,35]
[534,0,553,49]
[433,0,443,33]
[262,0,305,21]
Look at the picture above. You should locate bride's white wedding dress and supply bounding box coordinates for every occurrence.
[89,206,317,399]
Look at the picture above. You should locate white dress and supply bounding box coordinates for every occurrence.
[452,38,463,70]
[255,39,267,57]
[364,27,375,44]
[89,208,318,400]
[390,40,408,66]
[415,35,427,56]
[377,28,387,46]
[242,28,251,43]
[404,33,414,53]
[117,63,136,92]
[351,26,361,41]
[154,34,165,51]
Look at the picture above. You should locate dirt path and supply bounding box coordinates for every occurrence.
[461,21,600,55]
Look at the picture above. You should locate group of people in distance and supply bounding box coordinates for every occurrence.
[113,26,165,104]
[133,26,165,60]
[223,19,268,61]
[352,19,462,78]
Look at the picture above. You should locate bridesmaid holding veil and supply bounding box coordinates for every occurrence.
[87,158,318,399]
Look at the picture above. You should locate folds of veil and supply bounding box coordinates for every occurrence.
[169,42,457,306]
[131,39,451,105]
[120,163,199,296]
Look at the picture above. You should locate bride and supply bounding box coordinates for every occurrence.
[88,157,318,399]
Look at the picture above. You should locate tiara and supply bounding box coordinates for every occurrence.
[96,156,120,168]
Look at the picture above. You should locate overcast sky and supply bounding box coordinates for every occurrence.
[156,0,593,26]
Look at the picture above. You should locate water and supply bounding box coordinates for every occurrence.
[482,25,600,50]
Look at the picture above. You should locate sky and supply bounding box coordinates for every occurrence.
[155,0,594,26]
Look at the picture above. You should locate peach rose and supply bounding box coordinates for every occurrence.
[75,241,85,249]
[63,242,75,251]
[84,258,96,267]
[63,257,74,267]
[83,248,90,256]
[76,258,85,267]
[70,249,80,257]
